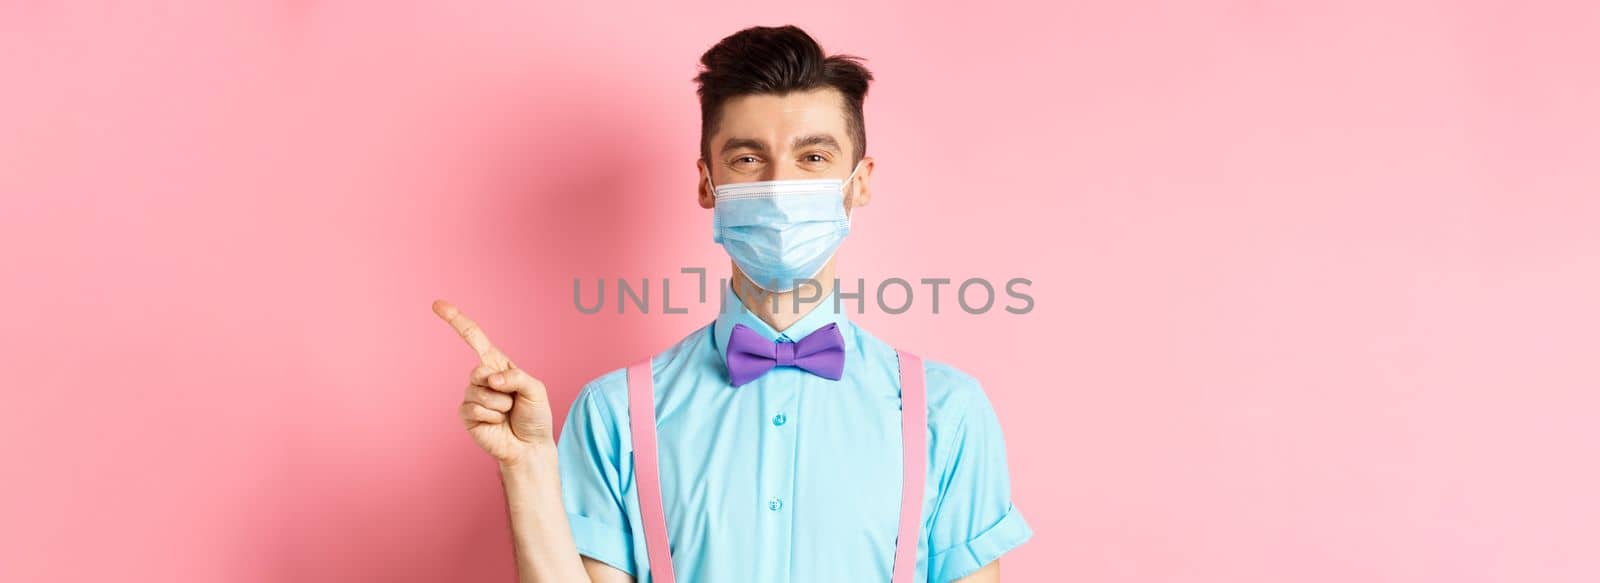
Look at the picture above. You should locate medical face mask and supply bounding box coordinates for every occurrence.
[709,162,863,292]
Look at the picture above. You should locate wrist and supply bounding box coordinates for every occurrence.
[499,441,559,474]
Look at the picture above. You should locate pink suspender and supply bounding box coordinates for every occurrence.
[626,360,676,583]
[891,350,928,583]
[625,350,928,583]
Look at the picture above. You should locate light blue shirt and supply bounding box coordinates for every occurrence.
[557,283,1032,582]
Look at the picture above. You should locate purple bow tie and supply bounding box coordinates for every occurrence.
[725,322,846,387]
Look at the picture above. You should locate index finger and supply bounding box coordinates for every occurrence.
[432,299,499,361]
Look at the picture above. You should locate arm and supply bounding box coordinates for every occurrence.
[499,450,636,582]
[924,364,1033,583]
[434,300,633,583]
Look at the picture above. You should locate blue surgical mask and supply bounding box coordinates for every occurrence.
[709,162,864,292]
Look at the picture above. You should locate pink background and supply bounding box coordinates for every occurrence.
[3,2,1598,582]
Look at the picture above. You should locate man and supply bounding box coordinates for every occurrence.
[434,25,1031,582]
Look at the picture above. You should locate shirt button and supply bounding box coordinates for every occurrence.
[768,497,784,511]
[772,413,787,426]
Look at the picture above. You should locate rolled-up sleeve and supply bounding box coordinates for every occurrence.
[925,369,1034,583]
[556,378,638,576]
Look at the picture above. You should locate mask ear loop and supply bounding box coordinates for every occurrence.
[706,164,726,244]
[842,159,864,227]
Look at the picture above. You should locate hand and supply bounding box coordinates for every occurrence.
[433,299,555,465]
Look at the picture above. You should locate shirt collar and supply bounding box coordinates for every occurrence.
[712,280,853,370]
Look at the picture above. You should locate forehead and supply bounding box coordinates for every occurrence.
[712,88,852,150]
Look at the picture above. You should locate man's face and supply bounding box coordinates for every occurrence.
[697,87,874,213]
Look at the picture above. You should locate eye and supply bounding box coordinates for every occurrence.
[733,155,760,165]
[799,151,835,168]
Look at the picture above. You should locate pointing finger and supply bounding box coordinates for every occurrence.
[433,299,499,362]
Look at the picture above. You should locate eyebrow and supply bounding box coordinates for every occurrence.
[719,138,767,155]
[718,134,844,155]
[790,133,842,152]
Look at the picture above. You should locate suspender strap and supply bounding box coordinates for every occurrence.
[627,352,928,583]
[627,359,676,583]
[892,350,927,583]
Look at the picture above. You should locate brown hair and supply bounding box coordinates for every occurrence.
[694,25,874,164]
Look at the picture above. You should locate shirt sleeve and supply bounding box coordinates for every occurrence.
[556,376,638,576]
[924,366,1034,583]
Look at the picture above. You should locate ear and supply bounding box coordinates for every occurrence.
[697,158,716,209]
[844,156,875,211]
